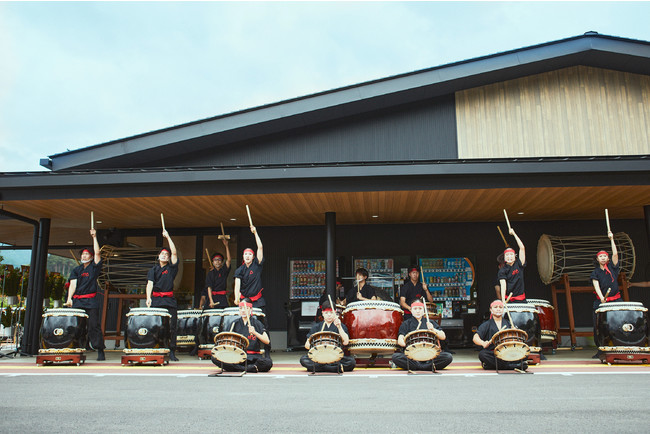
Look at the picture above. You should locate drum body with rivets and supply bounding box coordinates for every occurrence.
[125,308,171,349]
[40,308,88,350]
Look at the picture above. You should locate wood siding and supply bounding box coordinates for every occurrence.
[456,66,650,158]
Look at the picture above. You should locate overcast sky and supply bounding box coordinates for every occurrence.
[1,1,649,172]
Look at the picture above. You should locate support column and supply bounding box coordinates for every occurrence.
[325,212,336,303]
[22,218,50,355]
[194,234,205,308]
[644,205,650,252]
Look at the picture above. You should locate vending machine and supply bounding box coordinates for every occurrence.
[352,257,396,301]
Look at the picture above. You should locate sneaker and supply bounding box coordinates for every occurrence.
[389,361,397,369]
[96,350,105,361]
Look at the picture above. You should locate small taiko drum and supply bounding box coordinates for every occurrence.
[595,302,649,349]
[125,308,171,349]
[527,299,557,343]
[506,303,541,351]
[40,308,89,350]
[199,309,224,346]
[176,309,202,347]
[342,301,403,354]
[404,330,440,362]
[212,332,250,364]
[307,331,344,364]
[220,307,266,333]
[492,328,530,361]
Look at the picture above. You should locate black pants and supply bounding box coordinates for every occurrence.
[160,306,178,351]
[392,351,453,371]
[211,354,273,372]
[593,299,602,347]
[299,355,356,372]
[82,308,105,351]
[478,348,526,370]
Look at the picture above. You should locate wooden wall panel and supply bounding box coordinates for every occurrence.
[456,66,650,158]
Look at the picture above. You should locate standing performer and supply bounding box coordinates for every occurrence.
[344,268,377,304]
[590,230,620,358]
[211,298,273,372]
[391,300,453,371]
[206,238,232,309]
[300,301,356,373]
[399,266,433,320]
[498,228,527,302]
[146,230,180,361]
[473,299,528,371]
[234,226,266,313]
[65,228,105,361]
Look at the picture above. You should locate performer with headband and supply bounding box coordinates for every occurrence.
[391,300,452,371]
[399,266,433,320]
[234,225,266,313]
[206,237,232,309]
[473,299,528,371]
[300,301,356,373]
[65,228,105,361]
[316,279,344,317]
[344,268,377,304]
[211,298,273,372]
[590,230,619,358]
[498,228,527,302]
[146,229,180,361]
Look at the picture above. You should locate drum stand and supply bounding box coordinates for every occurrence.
[209,359,248,377]
[308,360,343,376]
[495,358,530,374]
[406,358,438,375]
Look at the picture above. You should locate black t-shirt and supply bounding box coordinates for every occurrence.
[234,257,265,306]
[346,283,376,304]
[69,260,103,309]
[306,321,349,340]
[497,258,526,298]
[399,280,427,311]
[230,316,267,354]
[476,317,511,350]
[590,261,621,298]
[398,316,441,338]
[147,261,179,308]
[206,265,231,307]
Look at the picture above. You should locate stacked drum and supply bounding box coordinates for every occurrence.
[595,301,650,363]
[37,308,89,365]
[505,303,541,362]
[527,299,557,347]
[176,309,202,348]
[197,309,224,358]
[122,307,171,365]
[342,301,403,356]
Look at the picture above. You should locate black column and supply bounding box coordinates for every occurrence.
[22,218,50,355]
[325,212,336,303]
[644,205,650,253]
[194,235,204,308]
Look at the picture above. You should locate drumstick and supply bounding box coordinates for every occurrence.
[220,222,226,238]
[605,209,611,233]
[503,209,512,232]
[205,248,213,270]
[90,211,94,230]
[69,249,80,265]
[422,297,431,327]
[497,226,510,248]
[246,205,254,227]
[602,288,611,302]
[160,213,166,231]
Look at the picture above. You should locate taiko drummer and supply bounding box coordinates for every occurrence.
[498,228,527,302]
[343,268,377,304]
[211,298,272,373]
[64,228,106,361]
[300,301,356,373]
[391,300,453,371]
[399,266,433,320]
[206,237,232,309]
[234,225,266,314]
[590,230,620,358]
[473,300,528,371]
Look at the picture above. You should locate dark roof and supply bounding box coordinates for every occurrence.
[43,32,650,171]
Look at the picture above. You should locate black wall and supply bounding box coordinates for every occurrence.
[235,218,650,332]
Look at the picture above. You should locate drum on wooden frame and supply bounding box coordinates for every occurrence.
[595,302,649,349]
[307,331,344,364]
[506,303,541,350]
[176,309,202,346]
[40,308,88,350]
[404,329,440,362]
[212,332,250,364]
[342,301,403,354]
[527,299,557,343]
[125,307,171,349]
[199,309,224,346]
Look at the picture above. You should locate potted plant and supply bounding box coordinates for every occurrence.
[51,274,66,308]
[3,268,20,305]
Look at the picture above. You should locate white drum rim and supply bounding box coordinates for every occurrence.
[342,301,403,315]
[595,302,648,313]
[42,309,89,318]
[527,299,555,309]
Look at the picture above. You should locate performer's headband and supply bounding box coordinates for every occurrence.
[411,301,425,308]
[322,307,334,312]
[212,253,224,261]
[239,301,253,308]
[597,250,609,258]
[159,247,171,255]
[490,300,505,308]
[80,248,92,256]
[243,248,255,255]
[504,248,516,255]
[408,267,419,273]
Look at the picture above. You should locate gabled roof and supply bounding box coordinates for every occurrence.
[43,32,650,171]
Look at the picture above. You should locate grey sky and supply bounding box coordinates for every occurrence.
[1,1,649,172]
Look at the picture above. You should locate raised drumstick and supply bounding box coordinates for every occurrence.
[422,296,431,327]
[246,205,254,227]
[160,213,166,231]
[503,209,512,232]
[205,248,213,270]
[605,209,611,233]
[90,211,94,230]
[497,226,510,248]
[218,222,230,240]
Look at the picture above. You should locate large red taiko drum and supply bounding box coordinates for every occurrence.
[342,301,403,355]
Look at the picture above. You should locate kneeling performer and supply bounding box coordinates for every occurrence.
[392,300,453,371]
[473,299,528,371]
[300,301,356,373]
[211,299,273,373]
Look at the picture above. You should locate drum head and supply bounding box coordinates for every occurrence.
[405,343,441,362]
[494,342,530,362]
[536,234,554,285]
[212,345,247,364]
[309,345,344,364]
